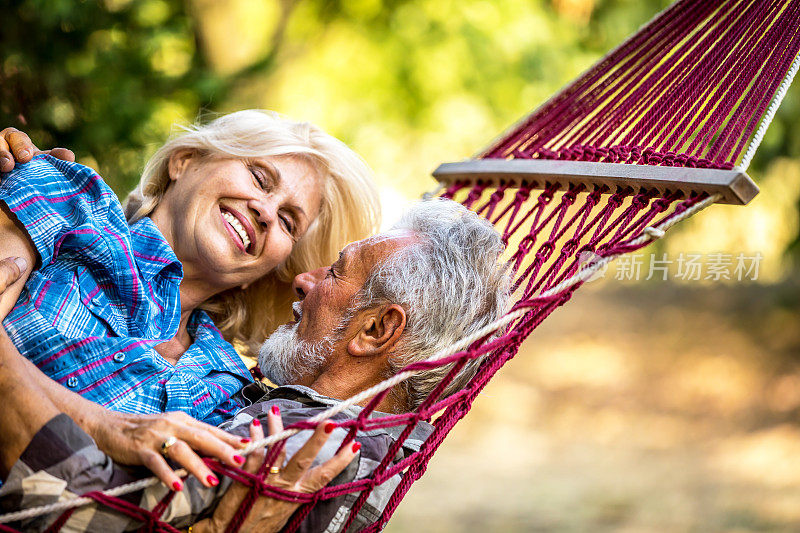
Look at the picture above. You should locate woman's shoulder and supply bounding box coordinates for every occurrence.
[3,154,120,212]
[0,155,128,267]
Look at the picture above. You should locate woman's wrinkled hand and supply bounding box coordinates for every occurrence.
[90,409,250,492]
[195,409,359,533]
[0,127,75,173]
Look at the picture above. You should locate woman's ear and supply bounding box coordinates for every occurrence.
[167,149,195,182]
[348,304,406,358]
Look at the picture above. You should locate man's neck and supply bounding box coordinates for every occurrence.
[306,370,404,414]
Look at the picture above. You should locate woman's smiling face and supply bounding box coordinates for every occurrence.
[152,151,323,292]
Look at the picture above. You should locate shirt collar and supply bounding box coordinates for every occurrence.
[239,382,435,448]
[174,310,252,380]
[129,217,183,282]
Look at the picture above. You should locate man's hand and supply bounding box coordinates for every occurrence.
[0,255,51,475]
[90,410,251,491]
[0,127,75,173]
[0,256,26,294]
[194,409,359,533]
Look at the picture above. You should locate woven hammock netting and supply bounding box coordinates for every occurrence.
[3,0,800,531]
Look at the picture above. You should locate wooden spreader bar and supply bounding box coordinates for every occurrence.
[432,159,759,205]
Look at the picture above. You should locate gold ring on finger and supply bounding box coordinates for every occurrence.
[160,436,178,457]
[269,466,280,475]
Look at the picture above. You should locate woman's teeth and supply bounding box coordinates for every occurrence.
[221,211,251,250]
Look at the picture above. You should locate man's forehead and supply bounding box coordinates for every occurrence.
[366,229,416,246]
[340,230,417,264]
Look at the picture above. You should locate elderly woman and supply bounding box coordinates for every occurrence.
[0,111,379,489]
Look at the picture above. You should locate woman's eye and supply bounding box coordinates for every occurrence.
[279,214,295,234]
[249,166,268,189]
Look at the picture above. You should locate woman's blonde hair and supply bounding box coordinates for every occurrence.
[124,110,381,356]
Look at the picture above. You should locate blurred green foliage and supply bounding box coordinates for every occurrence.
[1,0,220,194]
[1,0,799,258]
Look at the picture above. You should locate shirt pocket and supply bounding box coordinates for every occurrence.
[25,269,109,339]
[75,268,129,337]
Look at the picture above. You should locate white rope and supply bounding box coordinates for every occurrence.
[0,191,721,525]
[739,50,800,171]
[0,476,165,524]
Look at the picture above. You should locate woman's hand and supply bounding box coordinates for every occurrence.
[195,409,359,533]
[89,409,250,492]
[0,127,75,172]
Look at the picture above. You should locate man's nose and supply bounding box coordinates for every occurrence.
[292,266,327,300]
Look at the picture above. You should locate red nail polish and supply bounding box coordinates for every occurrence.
[240,438,251,444]
[233,454,245,465]
[271,405,280,415]
[207,475,219,486]
[324,421,337,434]
[252,418,261,427]
[352,442,361,453]
[172,481,183,491]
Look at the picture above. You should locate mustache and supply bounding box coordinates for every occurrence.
[292,301,303,320]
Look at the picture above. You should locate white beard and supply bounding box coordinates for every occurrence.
[258,321,332,386]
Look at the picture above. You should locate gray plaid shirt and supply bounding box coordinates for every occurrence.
[0,384,433,532]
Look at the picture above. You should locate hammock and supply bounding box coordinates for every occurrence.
[2,0,800,530]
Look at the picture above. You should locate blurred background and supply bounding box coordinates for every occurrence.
[2,0,800,530]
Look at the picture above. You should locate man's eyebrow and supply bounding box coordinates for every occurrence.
[334,249,350,271]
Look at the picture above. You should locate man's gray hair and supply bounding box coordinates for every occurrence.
[357,198,510,411]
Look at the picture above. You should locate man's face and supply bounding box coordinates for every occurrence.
[258,231,416,386]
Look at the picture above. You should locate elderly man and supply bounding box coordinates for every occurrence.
[0,199,510,532]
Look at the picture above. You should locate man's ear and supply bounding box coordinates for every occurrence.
[348,304,406,357]
[167,149,195,182]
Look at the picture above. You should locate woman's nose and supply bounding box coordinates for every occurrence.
[292,267,327,300]
[248,197,277,228]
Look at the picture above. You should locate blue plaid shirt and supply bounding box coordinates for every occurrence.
[0,155,252,426]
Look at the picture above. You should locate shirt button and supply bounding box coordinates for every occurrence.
[66,377,78,388]
[113,353,125,363]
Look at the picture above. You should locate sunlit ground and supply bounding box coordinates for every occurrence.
[387,278,800,532]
